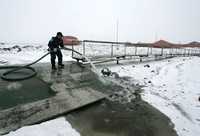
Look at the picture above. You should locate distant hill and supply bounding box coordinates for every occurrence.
[185,41,200,47]
[151,40,200,48]
[153,40,173,48]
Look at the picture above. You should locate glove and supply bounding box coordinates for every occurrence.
[53,48,57,52]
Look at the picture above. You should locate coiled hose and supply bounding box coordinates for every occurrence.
[0,47,84,81]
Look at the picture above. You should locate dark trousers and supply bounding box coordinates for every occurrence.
[50,49,63,66]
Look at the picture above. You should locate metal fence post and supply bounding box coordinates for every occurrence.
[72,43,74,57]
[124,44,126,56]
[111,44,113,57]
[184,49,186,56]
[161,48,163,56]
[135,46,137,55]
[83,41,85,56]
[171,48,173,56]
[124,44,127,56]
[147,47,149,56]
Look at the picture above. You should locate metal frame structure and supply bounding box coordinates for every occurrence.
[70,40,200,64]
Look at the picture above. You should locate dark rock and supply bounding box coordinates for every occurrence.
[23,45,32,48]
[101,68,112,76]
[112,72,119,79]
[2,48,10,51]
[144,64,150,68]
[13,45,22,52]
[1,45,22,52]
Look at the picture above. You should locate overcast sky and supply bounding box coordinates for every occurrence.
[0,0,199,44]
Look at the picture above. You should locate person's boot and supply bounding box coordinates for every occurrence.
[52,65,57,70]
[58,64,64,69]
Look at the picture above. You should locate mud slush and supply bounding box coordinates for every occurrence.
[51,68,63,76]
[57,68,63,75]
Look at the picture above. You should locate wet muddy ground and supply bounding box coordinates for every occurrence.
[65,72,178,136]
[66,99,177,136]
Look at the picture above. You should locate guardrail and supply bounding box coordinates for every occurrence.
[70,40,200,64]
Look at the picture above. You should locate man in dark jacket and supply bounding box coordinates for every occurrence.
[48,32,64,70]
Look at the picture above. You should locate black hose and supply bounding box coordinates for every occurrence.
[0,52,50,81]
[0,66,37,81]
[0,47,83,81]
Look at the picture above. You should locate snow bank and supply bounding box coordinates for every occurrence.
[0,43,73,65]
[107,57,200,136]
[4,118,80,136]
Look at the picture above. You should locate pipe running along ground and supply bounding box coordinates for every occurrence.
[0,47,91,81]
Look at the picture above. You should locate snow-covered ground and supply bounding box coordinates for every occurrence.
[0,43,73,65]
[108,56,200,136]
[1,42,200,136]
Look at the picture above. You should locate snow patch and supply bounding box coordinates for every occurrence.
[4,118,81,136]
